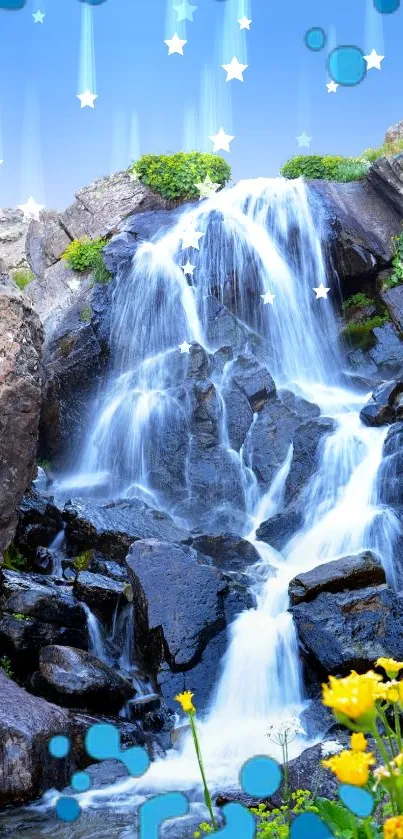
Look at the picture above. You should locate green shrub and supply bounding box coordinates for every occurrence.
[3,544,27,571]
[343,293,372,310]
[11,268,34,291]
[80,306,92,323]
[342,315,389,349]
[130,151,231,201]
[280,155,348,180]
[62,236,111,283]
[73,550,93,572]
[388,226,403,287]
[0,656,14,679]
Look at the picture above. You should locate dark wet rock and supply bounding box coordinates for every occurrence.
[0,670,75,806]
[245,400,301,492]
[0,570,86,627]
[289,551,385,605]
[33,546,55,574]
[34,645,133,711]
[74,570,130,623]
[0,613,88,673]
[292,583,403,675]
[256,507,303,550]
[103,231,137,274]
[205,295,250,355]
[63,497,190,560]
[345,347,380,380]
[367,322,403,376]
[278,389,321,420]
[222,378,253,451]
[381,285,403,332]
[285,417,336,505]
[16,486,63,558]
[192,534,260,575]
[90,556,130,583]
[360,379,403,426]
[367,153,403,217]
[0,284,43,556]
[227,355,276,411]
[377,422,403,507]
[185,342,212,381]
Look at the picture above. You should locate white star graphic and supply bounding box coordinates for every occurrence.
[296,132,312,148]
[179,340,191,354]
[326,80,339,93]
[77,89,98,109]
[164,33,187,55]
[222,56,248,82]
[238,16,252,30]
[313,283,330,299]
[67,279,81,292]
[17,196,45,221]
[181,228,204,250]
[173,0,198,22]
[209,127,235,153]
[364,49,384,70]
[182,261,196,276]
[195,174,220,199]
[32,10,45,23]
[261,291,276,305]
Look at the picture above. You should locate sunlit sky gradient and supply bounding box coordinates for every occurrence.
[0,0,402,209]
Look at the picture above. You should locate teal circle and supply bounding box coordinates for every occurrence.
[339,784,374,818]
[85,722,121,760]
[240,755,282,797]
[291,813,333,838]
[71,771,91,792]
[374,0,399,10]
[55,797,81,822]
[327,46,366,86]
[305,27,326,51]
[48,735,70,758]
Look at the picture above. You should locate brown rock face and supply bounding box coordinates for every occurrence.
[0,266,43,556]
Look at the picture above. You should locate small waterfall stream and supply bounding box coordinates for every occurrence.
[49,180,399,806]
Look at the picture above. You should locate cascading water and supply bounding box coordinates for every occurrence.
[59,179,400,807]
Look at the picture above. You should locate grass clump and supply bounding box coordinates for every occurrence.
[130,151,231,201]
[73,550,93,572]
[11,268,34,291]
[387,226,403,288]
[343,293,372,310]
[0,656,14,679]
[62,237,111,284]
[80,306,92,323]
[3,544,27,572]
[12,613,30,622]
[342,314,389,349]
[281,137,403,183]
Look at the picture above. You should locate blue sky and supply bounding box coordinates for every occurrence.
[0,0,402,209]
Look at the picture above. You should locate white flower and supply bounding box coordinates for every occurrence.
[320,739,343,757]
[267,716,306,741]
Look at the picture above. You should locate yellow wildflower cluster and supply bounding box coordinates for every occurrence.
[384,815,403,838]
[322,670,382,721]
[322,735,375,787]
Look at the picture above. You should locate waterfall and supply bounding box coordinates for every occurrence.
[82,603,109,663]
[64,178,398,804]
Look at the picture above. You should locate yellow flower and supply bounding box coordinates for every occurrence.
[322,749,375,786]
[377,658,403,678]
[175,691,195,714]
[394,753,403,768]
[322,671,382,721]
[375,681,400,703]
[384,815,403,838]
[351,732,367,752]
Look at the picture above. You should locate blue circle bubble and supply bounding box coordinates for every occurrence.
[327,46,366,86]
[55,797,81,822]
[121,745,150,777]
[339,784,374,818]
[240,755,282,797]
[305,27,327,51]
[48,735,70,758]
[71,771,91,792]
[85,722,121,760]
[291,813,333,838]
[374,0,399,10]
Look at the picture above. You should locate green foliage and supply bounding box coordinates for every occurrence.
[388,226,403,288]
[80,305,92,323]
[342,314,389,349]
[11,268,34,291]
[334,160,369,183]
[194,824,214,838]
[314,797,382,839]
[73,550,93,572]
[12,613,30,622]
[3,544,27,571]
[130,151,231,201]
[38,458,52,472]
[280,155,347,181]
[62,236,111,283]
[0,656,14,679]
[362,137,403,163]
[343,293,372,310]
[249,791,318,839]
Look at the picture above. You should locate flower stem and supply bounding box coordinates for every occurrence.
[394,704,403,751]
[189,713,217,830]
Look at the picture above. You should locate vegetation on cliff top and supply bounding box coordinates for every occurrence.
[130,151,231,201]
[281,137,403,182]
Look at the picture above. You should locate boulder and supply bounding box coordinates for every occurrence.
[0,281,43,556]
[63,497,190,560]
[285,417,336,505]
[191,534,260,575]
[226,356,276,411]
[385,121,403,144]
[381,285,403,332]
[377,421,403,507]
[0,209,30,273]
[26,259,93,335]
[0,614,87,670]
[26,211,71,279]
[245,399,301,492]
[0,671,75,806]
[367,153,403,217]
[16,486,63,558]
[367,322,403,376]
[288,551,385,605]
[360,379,403,426]
[222,378,253,451]
[0,570,86,628]
[34,645,133,711]
[256,507,303,550]
[74,570,130,623]
[292,583,403,675]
